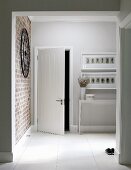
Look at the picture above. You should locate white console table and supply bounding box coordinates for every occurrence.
[78,99,116,134]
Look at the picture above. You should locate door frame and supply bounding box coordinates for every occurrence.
[33,46,73,132]
[116,13,131,164]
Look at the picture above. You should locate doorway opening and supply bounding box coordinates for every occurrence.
[12,12,119,164]
[65,50,70,132]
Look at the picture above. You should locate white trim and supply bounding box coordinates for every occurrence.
[119,12,131,29]
[114,148,120,163]
[11,13,16,154]
[34,47,38,130]
[15,126,32,149]
[115,22,121,163]
[70,125,116,133]
[29,16,118,22]
[82,52,116,55]
[31,33,34,126]
[82,72,117,75]
[81,125,116,133]
[81,68,116,72]
[13,126,32,162]
[70,125,78,133]
[33,46,73,132]
[117,15,131,164]
[118,18,131,164]
[31,125,37,132]
[0,152,13,163]
[12,11,119,22]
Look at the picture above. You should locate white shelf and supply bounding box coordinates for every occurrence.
[79,99,116,103]
[81,68,116,72]
[82,52,116,55]
[86,87,116,90]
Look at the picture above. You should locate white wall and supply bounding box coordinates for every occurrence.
[119,28,131,164]
[0,3,12,162]
[8,0,120,11]
[31,21,116,126]
[119,0,131,21]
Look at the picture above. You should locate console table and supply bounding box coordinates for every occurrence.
[79,99,116,134]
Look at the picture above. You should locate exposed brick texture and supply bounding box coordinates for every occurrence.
[15,16,31,144]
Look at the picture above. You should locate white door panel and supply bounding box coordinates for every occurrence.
[37,48,65,135]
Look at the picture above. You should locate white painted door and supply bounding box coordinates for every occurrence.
[37,48,65,135]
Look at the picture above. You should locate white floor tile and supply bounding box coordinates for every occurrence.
[0,132,131,170]
[15,163,56,170]
[57,160,98,170]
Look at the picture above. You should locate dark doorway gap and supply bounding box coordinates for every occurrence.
[65,50,70,131]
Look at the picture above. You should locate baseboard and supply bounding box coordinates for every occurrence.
[15,125,32,146]
[81,125,116,132]
[0,152,13,162]
[0,126,33,163]
[70,125,116,133]
[70,125,78,133]
[118,153,131,165]
[114,148,120,163]
[31,125,37,132]
[13,125,32,161]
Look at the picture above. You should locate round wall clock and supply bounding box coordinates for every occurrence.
[20,28,30,78]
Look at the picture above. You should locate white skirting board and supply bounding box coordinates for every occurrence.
[70,125,116,133]
[114,148,120,164]
[0,126,33,163]
[13,125,32,162]
[0,152,13,163]
[31,125,37,132]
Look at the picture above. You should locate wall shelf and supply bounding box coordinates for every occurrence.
[81,68,116,72]
[86,87,116,90]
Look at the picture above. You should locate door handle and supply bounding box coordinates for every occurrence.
[56,99,63,105]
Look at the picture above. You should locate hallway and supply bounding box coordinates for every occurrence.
[0,133,131,170]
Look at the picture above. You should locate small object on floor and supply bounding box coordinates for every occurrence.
[105,148,115,155]
[105,148,112,155]
[111,148,114,155]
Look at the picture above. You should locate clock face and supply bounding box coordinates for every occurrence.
[20,28,30,78]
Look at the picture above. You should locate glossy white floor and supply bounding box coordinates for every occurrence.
[0,132,131,170]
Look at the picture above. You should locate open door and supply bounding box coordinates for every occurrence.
[37,48,65,135]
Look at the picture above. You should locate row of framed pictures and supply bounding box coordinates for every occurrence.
[82,53,116,69]
[81,53,116,89]
[86,57,115,64]
[81,72,116,89]
[88,77,115,84]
